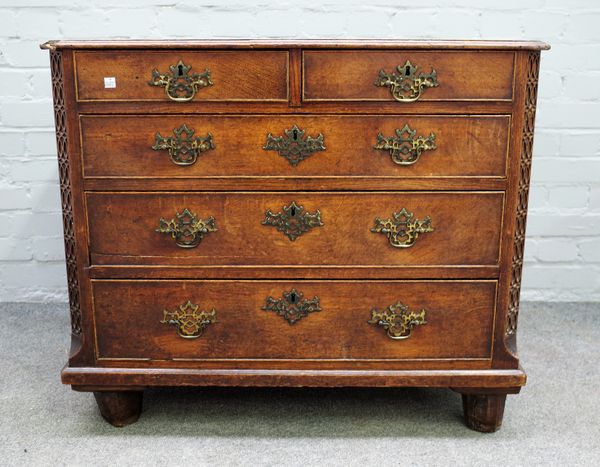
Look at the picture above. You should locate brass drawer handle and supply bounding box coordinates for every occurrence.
[263,288,321,324]
[375,60,438,102]
[262,201,323,241]
[368,301,427,339]
[263,124,325,166]
[371,207,433,248]
[161,300,217,339]
[156,208,217,248]
[148,59,213,102]
[152,124,214,166]
[374,124,436,165]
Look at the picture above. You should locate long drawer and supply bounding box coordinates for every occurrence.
[86,191,504,267]
[81,115,510,178]
[74,50,289,102]
[303,50,515,102]
[92,280,497,361]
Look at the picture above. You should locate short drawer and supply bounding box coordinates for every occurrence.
[74,50,289,102]
[86,191,504,267]
[81,114,509,178]
[92,280,496,361]
[303,50,514,102]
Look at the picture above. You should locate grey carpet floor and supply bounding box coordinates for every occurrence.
[0,302,598,467]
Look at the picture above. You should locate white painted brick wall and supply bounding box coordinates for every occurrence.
[0,0,599,302]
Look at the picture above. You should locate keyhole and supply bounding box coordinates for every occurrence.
[405,65,411,76]
[178,64,184,76]
[290,206,296,216]
[290,292,297,303]
[293,129,298,140]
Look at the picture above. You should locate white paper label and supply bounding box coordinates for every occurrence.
[103,77,116,89]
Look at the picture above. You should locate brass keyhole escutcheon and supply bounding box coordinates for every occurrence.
[371,207,433,248]
[375,60,439,102]
[368,301,427,339]
[262,201,323,241]
[374,123,436,166]
[148,59,213,102]
[160,300,217,339]
[263,125,325,166]
[156,208,217,248]
[152,123,214,166]
[262,289,321,324]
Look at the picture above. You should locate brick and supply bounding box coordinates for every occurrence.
[29,212,64,237]
[565,13,600,42]
[15,9,61,39]
[590,188,600,211]
[548,186,589,209]
[0,211,63,237]
[389,9,438,38]
[532,160,600,183]
[0,262,67,288]
[542,44,600,72]
[536,239,579,262]
[295,12,348,38]
[0,1,76,5]
[480,12,524,38]
[1,40,50,67]
[0,213,26,236]
[0,101,54,127]
[0,10,19,38]
[104,9,158,38]
[9,159,58,183]
[0,187,32,210]
[537,71,562,100]
[29,183,61,212]
[559,133,600,157]
[537,103,600,129]
[527,185,547,210]
[155,8,218,37]
[532,130,560,157]
[346,10,393,38]
[523,11,568,41]
[252,9,306,38]
[60,11,109,38]
[25,131,56,156]
[33,237,65,261]
[579,239,600,262]
[527,214,600,237]
[429,10,478,39]
[0,70,31,97]
[0,238,32,261]
[524,238,537,262]
[522,265,599,289]
[0,132,25,156]
[564,73,600,101]
[29,69,52,99]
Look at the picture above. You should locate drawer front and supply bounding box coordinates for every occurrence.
[92,280,496,360]
[303,50,514,101]
[86,191,503,266]
[81,115,509,178]
[75,51,289,102]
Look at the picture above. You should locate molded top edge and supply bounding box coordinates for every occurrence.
[40,39,551,51]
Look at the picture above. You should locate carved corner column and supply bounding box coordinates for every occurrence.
[49,50,82,340]
[505,51,541,349]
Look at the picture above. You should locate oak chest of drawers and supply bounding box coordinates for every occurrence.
[41,39,548,432]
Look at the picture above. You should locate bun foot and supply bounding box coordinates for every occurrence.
[93,391,143,427]
[461,393,506,433]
